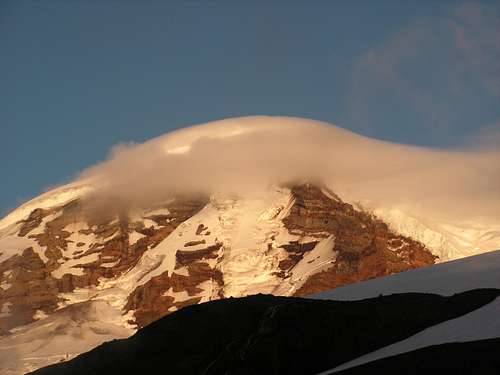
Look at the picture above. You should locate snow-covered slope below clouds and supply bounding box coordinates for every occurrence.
[0,180,93,233]
[0,300,133,375]
[373,207,500,262]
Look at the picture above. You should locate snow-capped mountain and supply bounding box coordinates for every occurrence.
[0,116,498,373]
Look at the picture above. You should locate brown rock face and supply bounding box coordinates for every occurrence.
[280,184,437,296]
[18,208,51,237]
[0,195,208,334]
[175,243,222,268]
[125,261,223,327]
[0,247,60,334]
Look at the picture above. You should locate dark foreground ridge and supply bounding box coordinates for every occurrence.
[31,289,500,375]
[337,337,500,374]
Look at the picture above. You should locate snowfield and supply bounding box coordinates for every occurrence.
[0,301,133,375]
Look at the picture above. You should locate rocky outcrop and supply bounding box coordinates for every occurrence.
[175,243,222,267]
[125,262,224,328]
[126,239,224,328]
[279,184,436,295]
[0,247,59,334]
[0,195,208,334]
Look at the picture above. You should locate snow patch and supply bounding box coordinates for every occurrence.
[0,270,13,290]
[287,235,337,293]
[33,310,48,321]
[128,231,146,245]
[51,253,100,279]
[0,181,93,232]
[100,259,120,268]
[0,235,48,264]
[142,218,159,229]
[143,207,170,217]
[373,207,500,262]
[24,211,61,237]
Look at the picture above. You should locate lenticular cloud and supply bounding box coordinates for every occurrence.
[80,116,500,221]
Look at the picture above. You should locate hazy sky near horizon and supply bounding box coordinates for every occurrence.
[1,0,499,215]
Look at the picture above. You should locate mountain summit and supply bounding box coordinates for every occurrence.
[0,116,498,373]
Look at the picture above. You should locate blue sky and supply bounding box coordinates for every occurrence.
[1,1,499,215]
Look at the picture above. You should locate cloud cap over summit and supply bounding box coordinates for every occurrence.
[80,116,500,221]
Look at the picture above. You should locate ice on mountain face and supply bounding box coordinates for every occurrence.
[204,187,337,297]
[117,187,298,298]
[373,207,500,262]
[47,186,327,323]
[213,190,290,297]
[285,235,337,294]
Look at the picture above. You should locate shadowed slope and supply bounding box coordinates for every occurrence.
[336,338,500,375]
[30,289,500,375]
